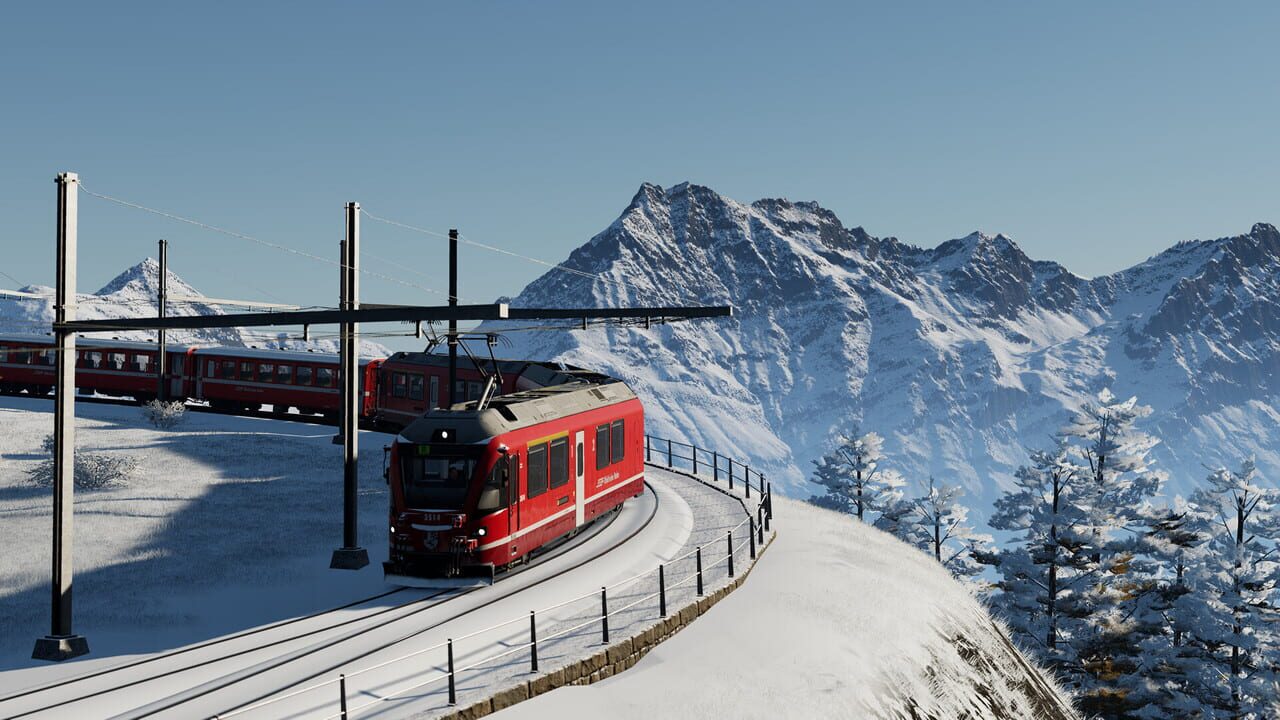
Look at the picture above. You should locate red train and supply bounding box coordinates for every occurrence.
[384,378,645,582]
[0,335,592,430]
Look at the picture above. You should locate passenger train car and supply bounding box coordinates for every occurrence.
[384,378,645,581]
[0,334,600,433]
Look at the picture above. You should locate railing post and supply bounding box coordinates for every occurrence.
[339,673,349,720]
[447,638,456,705]
[696,546,704,596]
[764,501,771,532]
[692,445,697,475]
[727,530,735,578]
[745,464,751,498]
[758,505,765,545]
[645,434,651,462]
[749,516,757,559]
[713,451,719,482]
[658,564,667,617]
[530,610,538,673]
[728,457,734,490]
[601,586,610,643]
[667,439,673,468]
[766,481,773,520]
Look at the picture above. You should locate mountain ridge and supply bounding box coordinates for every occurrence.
[481,182,1280,512]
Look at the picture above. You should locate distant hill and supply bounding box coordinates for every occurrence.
[0,258,390,357]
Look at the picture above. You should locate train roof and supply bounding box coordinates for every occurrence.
[398,379,638,445]
[0,333,192,353]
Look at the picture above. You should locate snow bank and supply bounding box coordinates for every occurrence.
[493,496,1077,720]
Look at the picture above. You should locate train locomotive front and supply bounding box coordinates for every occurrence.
[384,380,645,584]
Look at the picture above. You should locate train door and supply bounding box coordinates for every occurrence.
[574,430,585,526]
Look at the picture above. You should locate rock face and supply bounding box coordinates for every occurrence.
[482,183,1280,510]
[0,259,389,356]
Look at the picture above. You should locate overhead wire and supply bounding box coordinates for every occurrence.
[77,183,452,301]
[359,208,642,295]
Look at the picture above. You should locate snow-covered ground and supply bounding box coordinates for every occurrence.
[0,394,397,668]
[496,495,1078,720]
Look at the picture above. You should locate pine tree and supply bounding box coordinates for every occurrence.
[905,476,990,579]
[1124,498,1213,718]
[1181,459,1280,719]
[809,429,895,522]
[987,440,1094,671]
[1058,388,1164,719]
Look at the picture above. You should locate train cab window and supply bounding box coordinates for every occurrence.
[400,452,476,510]
[296,366,313,386]
[527,443,548,498]
[610,420,625,464]
[316,367,335,387]
[132,354,150,373]
[276,364,292,384]
[595,425,610,470]
[109,353,126,371]
[476,461,509,513]
[549,437,569,489]
[258,363,274,382]
[430,376,440,408]
[392,372,408,398]
[408,375,424,401]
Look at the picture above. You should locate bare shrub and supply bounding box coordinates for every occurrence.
[28,434,138,490]
[142,399,187,430]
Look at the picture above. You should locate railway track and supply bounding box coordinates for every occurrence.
[0,485,657,720]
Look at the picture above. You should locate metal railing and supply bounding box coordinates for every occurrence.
[211,436,774,720]
[645,434,771,502]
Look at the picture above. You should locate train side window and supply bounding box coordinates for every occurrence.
[276,364,292,384]
[258,363,274,382]
[430,376,439,408]
[87,352,102,369]
[221,360,234,378]
[595,425,610,470]
[0,347,7,363]
[408,374,424,401]
[296,365,313,385]
[549,437,569,489]
[14,351,30,364]
[41,350,56,366]
[454,381,465,404]
[240,362,254,380]
[316,367,334,387]
[527,443,548,498]
[392,372,408,398]
[476,461,509,513]
[110,353,126,371]
[132,354,150,373]
[468,382,482,401]
[173,355,183,374]
[610,420,625,464]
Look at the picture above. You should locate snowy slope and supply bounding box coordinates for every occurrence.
[480,183,1280,513]
[496,495,1077,720]
[0,258,389,356]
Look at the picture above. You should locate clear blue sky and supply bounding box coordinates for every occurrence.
[3,2,1277,324]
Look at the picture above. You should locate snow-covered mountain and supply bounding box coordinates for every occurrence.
[481,182,1280,512]
[0,259,389,356]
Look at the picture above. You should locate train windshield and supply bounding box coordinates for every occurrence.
[400,452,477,509]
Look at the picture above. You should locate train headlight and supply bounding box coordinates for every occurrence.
[476,527,487,537]
[390,525,396,534]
